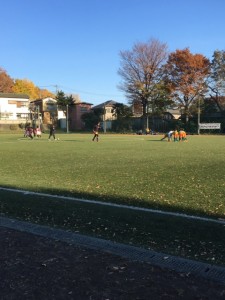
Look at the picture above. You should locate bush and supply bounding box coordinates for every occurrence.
[19,123,25,129]
[10,124,19,131]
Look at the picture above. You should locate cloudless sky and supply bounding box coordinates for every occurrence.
[1,0,225,105]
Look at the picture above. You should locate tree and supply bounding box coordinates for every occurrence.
[0,68,54,99]
[112,103,133,118]
[0,68,14,93]
[148,81,174,114]
[112,103,133,132]
[118,38,168,124]
[38,88,55,99]
[55,91,75,128]
[55,90,74,110]
[207,50,225,112]
[81,109,102,130]
[164,48,210,123]
[13,79,39,99]
[71,94,81,103]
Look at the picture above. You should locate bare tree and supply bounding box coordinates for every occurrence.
[118,38,168,118]
[207,50,225,112]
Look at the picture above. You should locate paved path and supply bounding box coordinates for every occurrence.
[1,215,225,285]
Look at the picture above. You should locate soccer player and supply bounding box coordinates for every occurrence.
[161,130,174,142]
[48,124,56,140]
[179,129,187,141]
[173,130,179,142]
[92,122,101,142]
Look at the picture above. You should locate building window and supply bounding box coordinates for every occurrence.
[80,107,88,112]
[16,113,29,119]
[18,102,28,108]
[8,100,17,105]
[8,100,27,108]
[0,112,13,119]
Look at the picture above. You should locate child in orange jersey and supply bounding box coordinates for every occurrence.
[173,130,179,142]
[178,129,187,141]
[179,129,184,141]
[182,130,187,141]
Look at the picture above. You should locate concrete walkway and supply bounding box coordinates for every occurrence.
[1,215,225,285]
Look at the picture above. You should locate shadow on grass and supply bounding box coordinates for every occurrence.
[0,183,223,220]
[58,140,85,142]
[1,184,225,266]
[146,139,163,142]
[17,137,86,143]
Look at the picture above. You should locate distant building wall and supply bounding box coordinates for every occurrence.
[0,93,29,121]
[69,102,92,130]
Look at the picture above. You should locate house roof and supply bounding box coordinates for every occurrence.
[92,100,118,109]
[30,99,93,106]
[30,97,56,103]
[0,93,29,99]
[75,102,93,106]
[166,108,181,115]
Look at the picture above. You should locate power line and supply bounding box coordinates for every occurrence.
[39,84,124,98]
[61,85,124,98]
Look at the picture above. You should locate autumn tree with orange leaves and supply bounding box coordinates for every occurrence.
[13,79,40,100]
[0,68,14,93]
[37,88,55,99]
[164,48,210,123]
[0,66,55,100]
[12,79,54,100]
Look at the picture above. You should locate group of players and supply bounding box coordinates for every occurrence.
[24,122,187,143]
[24,123,99,141]
[161,129,187,142]
[24,127,42,139]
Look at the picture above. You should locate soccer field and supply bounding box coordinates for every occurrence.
[0,132,225,219]
[1,132,225,265]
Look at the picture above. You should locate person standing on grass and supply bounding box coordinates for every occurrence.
[48,124,56,140]
[92,122,101,142]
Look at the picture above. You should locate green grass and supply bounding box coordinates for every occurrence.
[1,132,225,265]
[1,132,225,218]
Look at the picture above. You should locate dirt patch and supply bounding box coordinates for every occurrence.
[1,227,225,299]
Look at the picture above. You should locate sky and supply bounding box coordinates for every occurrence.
[1,0,225,105]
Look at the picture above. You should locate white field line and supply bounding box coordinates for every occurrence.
[0,186,225,225]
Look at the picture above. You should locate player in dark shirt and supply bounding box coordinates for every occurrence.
[48,125,56,140]
[92,122,100,142]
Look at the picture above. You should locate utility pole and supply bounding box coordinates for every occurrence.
[37,105,40,128]
[103,105,106,133]
[53,84,58,95]
[146,104,149,130]
[197,97,201,135]
[66,104,69,133]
